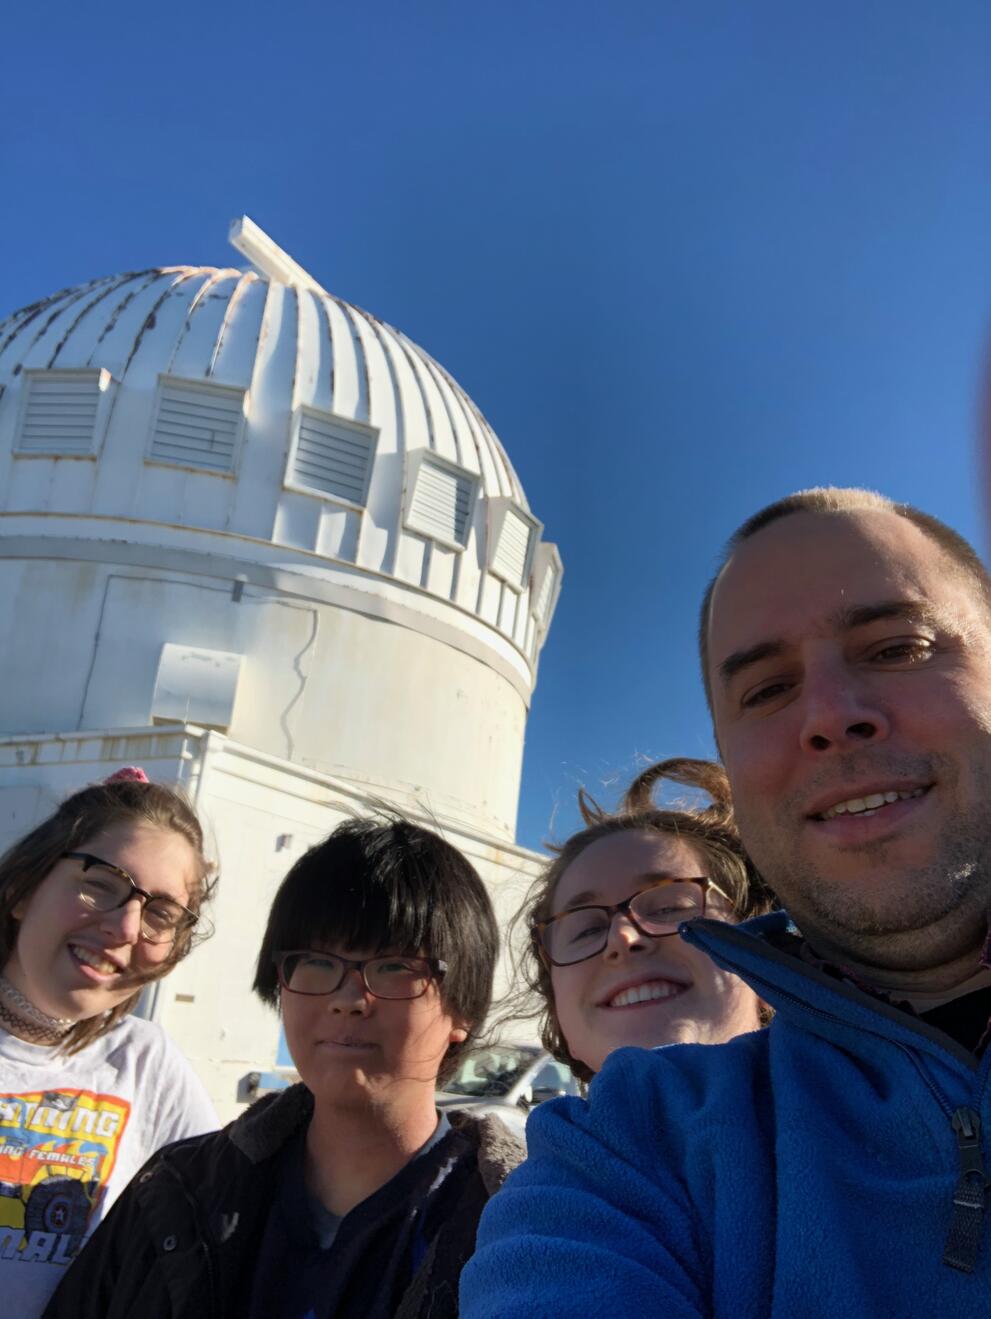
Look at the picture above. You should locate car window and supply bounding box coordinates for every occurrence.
[444,1047,538,1097]
[531,1060,580,1098]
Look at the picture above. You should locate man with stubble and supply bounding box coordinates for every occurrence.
[463,487,991,1318]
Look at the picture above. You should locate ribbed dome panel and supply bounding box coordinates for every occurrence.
[0,256,557,668]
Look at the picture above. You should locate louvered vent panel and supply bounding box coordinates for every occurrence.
[290,412,374,505]
[492,507,533,587]
[408,459,473,546]
[150,380,244,473]
[18,374,102,454]
[534,563,558,624]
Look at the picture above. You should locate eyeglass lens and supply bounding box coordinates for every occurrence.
[76,866,187,943]
[543,881,706,965]
[279,952,432,999]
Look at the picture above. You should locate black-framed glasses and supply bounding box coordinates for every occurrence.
[534,878,729,967]
[274,951,447,1001]
[64,852,198,945]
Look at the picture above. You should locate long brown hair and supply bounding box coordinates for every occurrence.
[503,758,773,1083]
[0,777,215,1053]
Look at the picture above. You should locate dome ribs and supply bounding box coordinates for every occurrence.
[113,269,201,383]
[347,304,404,576]
[207,273,267,392]
[0,229,558,658]
[207,270,260,381]
[429,352,523,505]
[3,277,121,375]
[165,269,244,381]
[0,276,117,366]
[318,293,336,415]
[288,288,332,417]
[45,275,142,370]
[88,271,171,364]
[330,296,371,426]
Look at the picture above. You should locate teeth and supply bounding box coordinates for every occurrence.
[820,787,925,821]
[71,945,119,974]
[609,982,682,1008]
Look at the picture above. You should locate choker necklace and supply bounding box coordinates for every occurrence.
[0,976,74,1044]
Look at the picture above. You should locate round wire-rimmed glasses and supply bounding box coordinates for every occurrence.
[63,851,198,945]
[534,878,730,967]
[274,950,448,1000]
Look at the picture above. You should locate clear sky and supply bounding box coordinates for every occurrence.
[3,2,990,850]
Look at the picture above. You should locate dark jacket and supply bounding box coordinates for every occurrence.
[44,1084,523,1319]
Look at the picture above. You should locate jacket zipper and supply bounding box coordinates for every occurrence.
[944,1108,991,1273]
[726,964,991,1273]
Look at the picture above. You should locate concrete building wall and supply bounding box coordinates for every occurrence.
[0,551,528,841]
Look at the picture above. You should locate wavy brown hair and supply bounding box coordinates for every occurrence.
[0,777,216,1054]
[503,758,774,1083]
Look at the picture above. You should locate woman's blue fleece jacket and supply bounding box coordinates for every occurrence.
[460,911,991,1318]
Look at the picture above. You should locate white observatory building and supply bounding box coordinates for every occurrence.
[0,219,562,1117]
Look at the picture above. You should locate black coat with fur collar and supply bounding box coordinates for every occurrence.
[42,1084,524,1319]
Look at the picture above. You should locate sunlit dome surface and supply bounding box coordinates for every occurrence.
[0,218,561,678]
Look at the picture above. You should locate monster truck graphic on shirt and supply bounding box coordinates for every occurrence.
[0,1089,131,1266]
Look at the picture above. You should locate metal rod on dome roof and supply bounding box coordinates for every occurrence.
[228,216,327,296]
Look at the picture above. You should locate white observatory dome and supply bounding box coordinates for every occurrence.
[0,219,562,839]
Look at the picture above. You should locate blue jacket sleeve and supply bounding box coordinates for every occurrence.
[460,1049,708,1318]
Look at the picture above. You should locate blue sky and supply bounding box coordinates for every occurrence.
[4,3,990,850]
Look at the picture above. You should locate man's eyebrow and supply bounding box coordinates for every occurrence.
[830,599,942,631]
[718,640,786,688]
[716,600,942,689]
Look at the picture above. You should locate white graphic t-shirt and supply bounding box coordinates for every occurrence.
[0,1016,217,1318]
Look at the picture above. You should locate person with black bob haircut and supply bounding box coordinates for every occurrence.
[45,814,521,1319]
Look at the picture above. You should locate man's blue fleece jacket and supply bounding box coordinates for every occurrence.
[460,911,991,1318]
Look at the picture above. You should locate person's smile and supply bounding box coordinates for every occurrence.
[803,780,934,845]
[596,973,690,1011]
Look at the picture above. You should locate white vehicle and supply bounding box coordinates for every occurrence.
[436,1044,581,1142]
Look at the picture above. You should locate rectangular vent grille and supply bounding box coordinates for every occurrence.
[408,458,474,546]
[18,373,103,454]
[534,563,558,623]
[492,506,533,587]
[150,379,244,473]
[290,411,374,505]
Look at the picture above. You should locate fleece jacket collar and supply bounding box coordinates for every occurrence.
[682,911,981,1074]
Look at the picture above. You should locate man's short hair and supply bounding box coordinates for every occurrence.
[253,814,499,1081]
[698,486,991,713]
